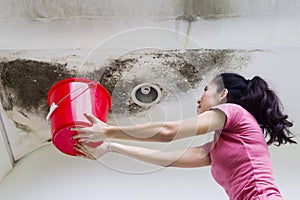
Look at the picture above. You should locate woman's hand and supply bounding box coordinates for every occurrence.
[74,140,111,160]
[71,113,109,143]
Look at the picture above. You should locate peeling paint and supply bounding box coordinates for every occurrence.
[13,120,34,133]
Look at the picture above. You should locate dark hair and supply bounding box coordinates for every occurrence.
[213,72,296,146]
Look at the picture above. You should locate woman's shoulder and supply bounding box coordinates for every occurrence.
[212,103,246,113]
[211,103,258,130]
[211,103,253,126]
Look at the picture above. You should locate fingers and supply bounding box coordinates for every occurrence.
[84,113,101,124]
[69,126,91,133]
[76,153,96,160]
[72,134,99,144]
[72,132,92,140]
[74,144,96,160]
[74,141,109,160]
[69,113,106,133]
[85,113,108,127]
[69,113,100,132]
[76,154,92,160]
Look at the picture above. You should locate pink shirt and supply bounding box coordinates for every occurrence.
[203,103,283,200]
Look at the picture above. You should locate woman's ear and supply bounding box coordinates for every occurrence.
[220,88,228,102]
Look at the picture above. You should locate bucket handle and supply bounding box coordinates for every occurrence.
[46,82,95,124]
[46,103,58,123]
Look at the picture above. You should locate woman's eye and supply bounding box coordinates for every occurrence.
[204,86,208,91]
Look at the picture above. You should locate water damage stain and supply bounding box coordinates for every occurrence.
[86,58,138,94]
[0,59,77,114]
[0,59,77,133]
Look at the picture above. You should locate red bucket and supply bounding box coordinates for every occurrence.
[47,78,112,156]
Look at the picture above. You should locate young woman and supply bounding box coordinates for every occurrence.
[72,73,296,200]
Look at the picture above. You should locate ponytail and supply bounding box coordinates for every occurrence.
[214,73,296,146]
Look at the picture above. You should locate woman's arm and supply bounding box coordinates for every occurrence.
[75,142,211,168]
[105,109,225,142]
[111,143,211,168]
[73,109,226,143]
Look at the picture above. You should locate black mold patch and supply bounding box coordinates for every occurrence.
[82,58,142,114]
[86,58,138,94]
[0,92,14,111]
[0,59,77,117]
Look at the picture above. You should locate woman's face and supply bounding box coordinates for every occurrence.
[197,80,227,114]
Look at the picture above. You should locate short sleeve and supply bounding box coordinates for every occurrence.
[202,141,214,155]
[210,103,244,130]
